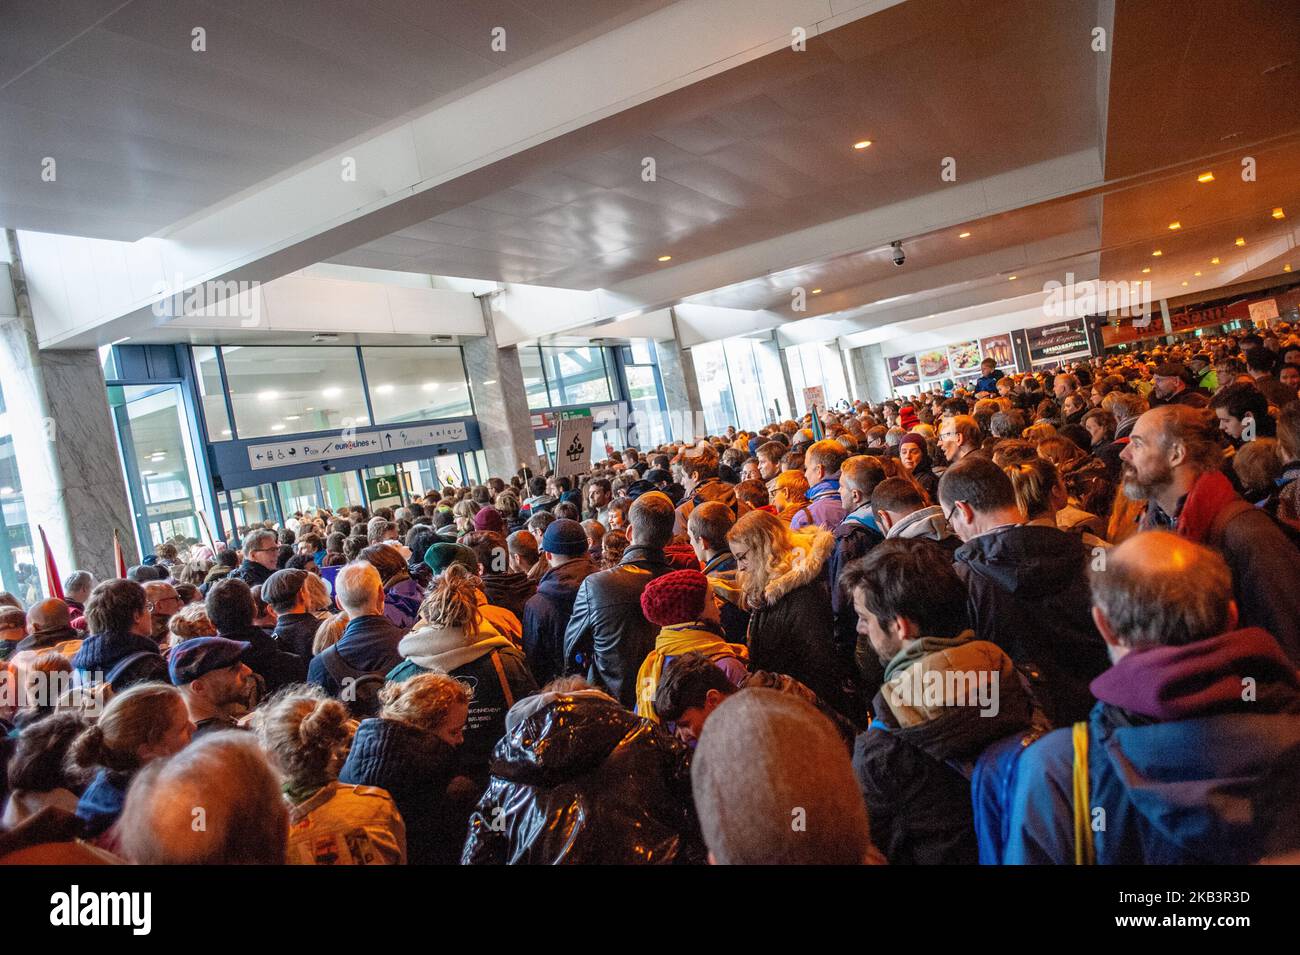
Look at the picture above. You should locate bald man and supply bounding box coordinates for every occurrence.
[17,599,80,653]
[1121,404,1300,663]
[997,532,1300,864]
[142,580,184,644]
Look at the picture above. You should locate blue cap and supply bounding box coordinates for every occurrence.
[541,518,588,557]
[169,636,250,685]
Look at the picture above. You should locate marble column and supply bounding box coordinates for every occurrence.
[777,347,799,420]
[462,296,542,479]
[858,343,891,403]
[1,231,138,586]
[655,309,704,442]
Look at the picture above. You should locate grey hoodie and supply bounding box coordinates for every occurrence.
[886,505,954,542]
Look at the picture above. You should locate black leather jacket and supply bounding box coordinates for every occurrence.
[562,544,671,707]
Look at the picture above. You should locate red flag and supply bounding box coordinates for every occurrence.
[38,525,65,601]
[113,528,128,579]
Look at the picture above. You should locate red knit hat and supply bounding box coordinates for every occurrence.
[640,569,710,627]
[898,405,920,430]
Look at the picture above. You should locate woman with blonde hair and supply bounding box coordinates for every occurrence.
[167,601,217,646]
[339,673,471,864]
[724,510,858,721]
[253,686,406,865]
[387,564,536,784]
[70,682,195,843]
[311,611,349,656]
[1003,457,1107,544]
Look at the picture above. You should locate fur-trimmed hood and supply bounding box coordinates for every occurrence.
[762,527,834,604]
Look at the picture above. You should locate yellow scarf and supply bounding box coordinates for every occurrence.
[635,623,748,722]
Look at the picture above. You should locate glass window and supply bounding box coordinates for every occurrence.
[543,346,612,407]
[110,384,204,557]
[818,343,850,408]
[754,339,788,421]
[625,365,668,447]
[0,433,40,603]
[221,346,369,440]
[193,346,232,440]
[319,471,363,514]
[278,478,322,517]
[361,347,473,424]
[691,341,737,436]
[724,339,768,432]
[518,346,551,410]
[227,484,278,535]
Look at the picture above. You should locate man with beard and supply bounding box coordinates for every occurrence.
[1120,404,1300,663]
[142,581,184,645]
[169,636,256,739]
[1148,362,1209,409]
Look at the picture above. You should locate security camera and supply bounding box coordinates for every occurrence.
[890,241,905,267]
[322,462,335,473]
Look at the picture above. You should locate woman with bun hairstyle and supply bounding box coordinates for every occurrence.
[70,683,195,842]
[253,686,406,865]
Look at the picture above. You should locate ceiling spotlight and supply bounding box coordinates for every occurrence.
[811,288,822,294]
[1235,237,1246,246]
[1141,267,1151,274]
[1197,171,1215,183]
[1194,271,1202,276]
[958,232,972,238]
[1181,281,1189,286]
[657,255,672,262]
[1211,256,1220,264]
[1008,275,1018,281]
[1285,264,1293,272]
[1152,250,1163,257]
[1168,221,1182,230]
[853,140,872,150]
[1273,208,1286,219]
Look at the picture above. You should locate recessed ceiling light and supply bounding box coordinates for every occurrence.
[1285,264,1293,272]
[853,140,872,150]
[657,255,672,262]
[1181,281,1189,286]
[1273,208,1286,219]
[1008,275,1018,281]
[1197,172,1215,183]
[958,232,971,238]
[1168,221,1182,230]
[1142,267,1151,274]
[1194,271,1202,276]
[1211,256,1220,264]
[1235,237,1246,246]
[811,288,822,294]
[1151,250,1163,257]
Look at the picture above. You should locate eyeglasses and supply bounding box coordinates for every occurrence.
[945,501,965,525]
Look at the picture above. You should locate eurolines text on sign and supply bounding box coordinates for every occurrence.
[247,422,469,470]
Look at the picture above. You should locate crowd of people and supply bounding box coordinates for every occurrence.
[2,327,1300,865]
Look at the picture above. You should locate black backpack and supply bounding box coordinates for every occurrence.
[317,645,387,717]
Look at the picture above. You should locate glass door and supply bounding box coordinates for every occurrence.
[109,384,205,559]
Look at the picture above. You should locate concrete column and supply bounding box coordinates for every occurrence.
[857,343,892,404]
[777,347,799,419]
[0,231,138,585]
[654,309,704,442]
[463,294,541,479]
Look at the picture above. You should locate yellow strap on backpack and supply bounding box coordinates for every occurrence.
[1071,721,1095,865]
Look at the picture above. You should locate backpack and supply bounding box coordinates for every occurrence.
[1207,496,1300,553]
[317,644,387,717]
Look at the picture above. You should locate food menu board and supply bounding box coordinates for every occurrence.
[947,340,981,374]
[917,349,950,381]
[888,354,919,387]
[1023,319,1090,365]
[979,334,1016,369]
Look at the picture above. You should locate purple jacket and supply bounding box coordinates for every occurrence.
[790,477,846,531]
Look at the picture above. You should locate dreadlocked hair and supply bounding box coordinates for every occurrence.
[418,562,482,634]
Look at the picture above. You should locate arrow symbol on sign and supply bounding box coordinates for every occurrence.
[385,432,393,448]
